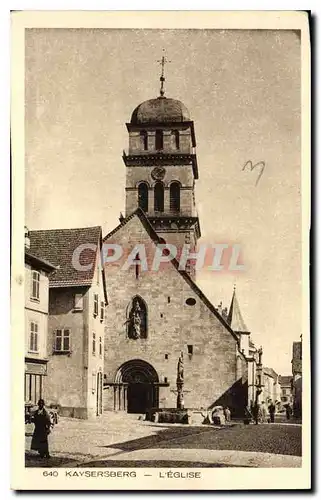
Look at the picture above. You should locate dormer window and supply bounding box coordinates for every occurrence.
[155,130,163,150]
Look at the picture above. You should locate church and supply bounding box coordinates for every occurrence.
[25,60,262,420]
[102,63,251,417]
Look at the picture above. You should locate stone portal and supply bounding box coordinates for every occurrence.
[114,359,159,413]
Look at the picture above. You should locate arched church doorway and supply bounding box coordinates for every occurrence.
[115,360,159,414]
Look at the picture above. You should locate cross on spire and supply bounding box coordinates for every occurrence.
[157,50,171,97]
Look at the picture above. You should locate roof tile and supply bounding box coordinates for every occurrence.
[29,226,101,287]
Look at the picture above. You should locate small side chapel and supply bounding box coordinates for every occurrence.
[103,59,248,416]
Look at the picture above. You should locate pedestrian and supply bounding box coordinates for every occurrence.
[252,401,259,425]
[268,401,276,423]
[261,402,268,423]
[285,404,292,420]
[224,406,231,423]
[30,399,52,458]
[244,405,252,425]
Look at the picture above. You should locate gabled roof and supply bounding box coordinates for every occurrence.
[103,208,241,345]
[279,375,293,386]
[29,227,107,300]
[227,288,250,334]
[263,366,279,381]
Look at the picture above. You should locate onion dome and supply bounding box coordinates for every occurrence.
[131,52,190,124]
[130,97,190,124]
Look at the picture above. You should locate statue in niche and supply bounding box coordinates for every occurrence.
[127,297,147,339]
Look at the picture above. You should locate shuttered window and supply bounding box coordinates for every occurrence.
[29,322,38,352]
[31,271,40,300]
[94,294,99,316]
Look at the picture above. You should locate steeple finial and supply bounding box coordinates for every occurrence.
[157,49,171,97]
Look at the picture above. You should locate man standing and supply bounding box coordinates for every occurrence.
[286,404,292,420]
[252,401,259,425]
[268,401,276,423]
[30,399,52,458]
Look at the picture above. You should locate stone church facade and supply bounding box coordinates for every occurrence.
[103,88,248,416]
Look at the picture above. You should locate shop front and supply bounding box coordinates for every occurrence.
[24,358,48,404]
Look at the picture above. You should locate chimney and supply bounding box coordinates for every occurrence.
[24,226,30,249]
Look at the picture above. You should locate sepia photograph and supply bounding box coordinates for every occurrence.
[11,10,310,491]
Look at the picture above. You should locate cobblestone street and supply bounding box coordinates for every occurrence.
[25,412,302,468]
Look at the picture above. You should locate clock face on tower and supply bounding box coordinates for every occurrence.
[151,166,166,181]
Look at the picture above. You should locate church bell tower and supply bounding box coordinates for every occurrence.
[123,55,201,274]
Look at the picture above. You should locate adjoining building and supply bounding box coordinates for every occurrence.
[226,288,263,406]
[292,337,302,418]
[279,375,293,408]
[29,226,108,419]
[24,227,56,405]
[262,367,281,405]
[103,75,249,417]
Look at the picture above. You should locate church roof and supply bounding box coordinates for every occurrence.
[29,226,107,301]
[103,208,241,346]
[227,289,250,334]
[131,97,190,124]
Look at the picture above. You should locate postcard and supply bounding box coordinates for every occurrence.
[11,10,311,491]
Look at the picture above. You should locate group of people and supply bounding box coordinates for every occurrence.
[247,400,278,424]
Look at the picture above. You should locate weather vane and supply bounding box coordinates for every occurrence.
[157,49,171,97]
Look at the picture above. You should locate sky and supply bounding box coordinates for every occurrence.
[25,28,301,374]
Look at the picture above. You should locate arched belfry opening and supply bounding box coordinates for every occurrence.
[155,130,163,150]
[138,183,149,212]
[114,360,159,413]
[154,182,164,212]
[170,182,180,212]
